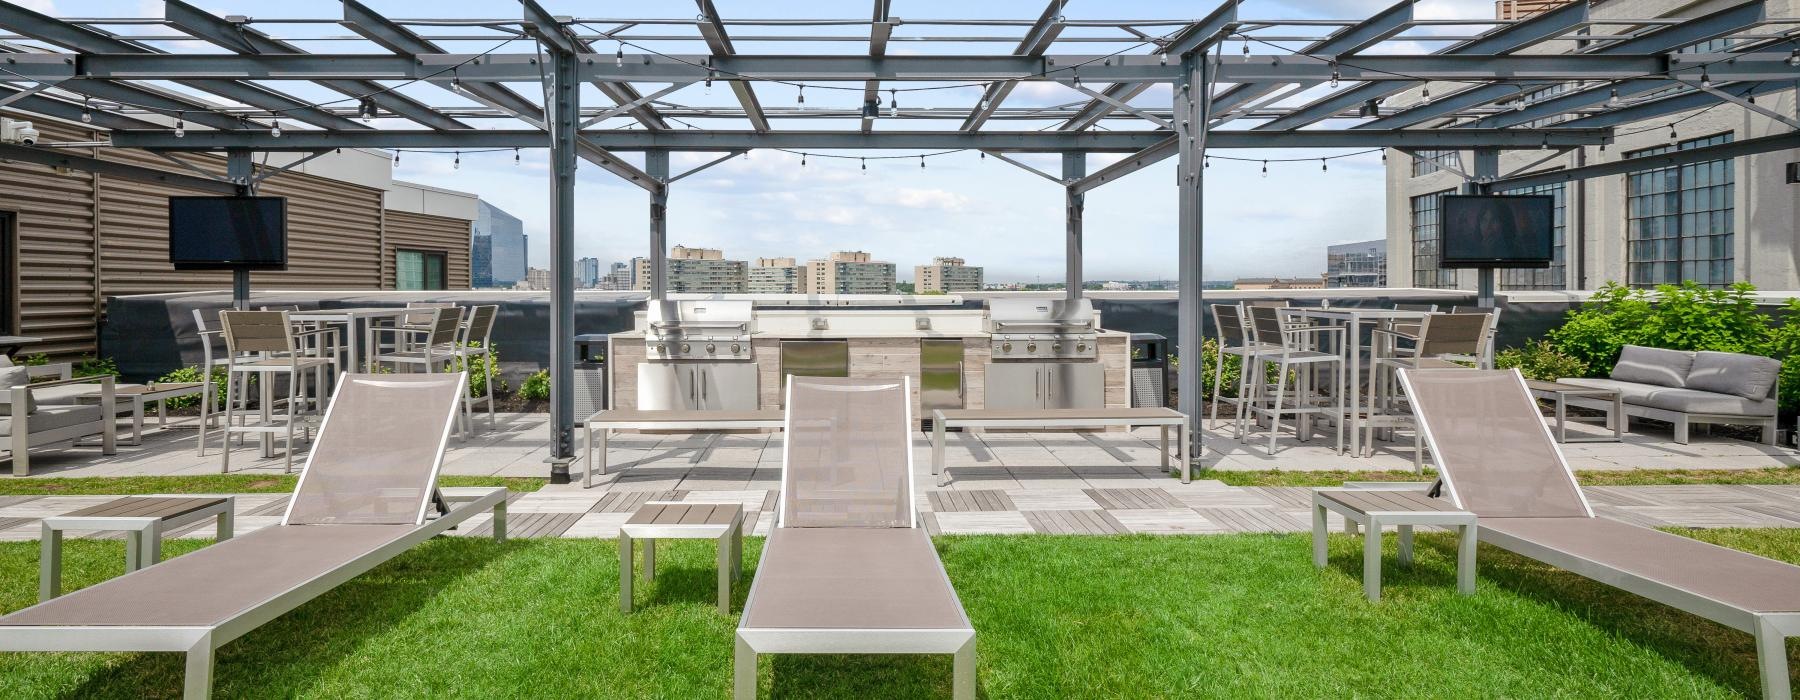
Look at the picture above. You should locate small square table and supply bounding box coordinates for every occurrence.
[40,495,235,602]
[1526,379,1625,443]
[619,501,743,614]
[69,382,207,445]
[1312,488,1475,602]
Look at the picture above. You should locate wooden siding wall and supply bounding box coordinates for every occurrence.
[0,114,468,358]
[382,210,473,289]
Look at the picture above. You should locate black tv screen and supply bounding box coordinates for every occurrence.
[168,196,288,270]
[1439,194,1554,268]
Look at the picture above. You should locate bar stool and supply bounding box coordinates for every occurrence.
[1243,305,1345,455]
[451,305,499,435]
[218,310,332,473]
[1449,305,1503,368]
[1208,303,1275,430]
[371,306,464,374]
[190,308,233,457]
[262,304,344,405]
[1367,312,1491,470]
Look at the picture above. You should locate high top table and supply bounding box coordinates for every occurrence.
[1280,308,1431,458]
[287,307,415,373]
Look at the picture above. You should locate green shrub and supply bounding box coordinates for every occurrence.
[1547,281,1768,375]
[1756,298,1800,415]
[71,355,119,378]
[519,369,550,401]
[446,343,506,397]
[1495,340,1588,381]
[18,353,48,367]
[154,365,231,410]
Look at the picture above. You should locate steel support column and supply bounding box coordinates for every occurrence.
[1175,54,1210,463]
[1063,153,1085,301]
[1467,148,1498,307]
[647,150,670,299]
[546,49,581,481]
[226,149,253,310]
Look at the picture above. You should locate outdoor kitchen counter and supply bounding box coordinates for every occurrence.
[606,329,1130,416]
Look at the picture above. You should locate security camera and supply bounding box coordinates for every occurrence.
[15,126,38,147]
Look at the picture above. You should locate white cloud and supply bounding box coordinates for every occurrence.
[866,188,970,212]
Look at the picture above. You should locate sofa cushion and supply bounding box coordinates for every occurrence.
[0,403,103,437]
[1685,351,1780,400]
[0,366,32,416]
[1560,377,1778,417]
[1609,345,1695,388]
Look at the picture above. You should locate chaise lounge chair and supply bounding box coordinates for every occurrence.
[734,376,975,699]
[0,373,508,698]
[1400,368,1800,699]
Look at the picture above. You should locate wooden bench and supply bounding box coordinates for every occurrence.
[931,407,1191,486]
[582,409,785,488]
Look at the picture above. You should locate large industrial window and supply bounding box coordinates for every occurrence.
[1496,181,1567,290]
[397,249,447,290]
[1411,149,1461,177]
[1410,190,1457,288]
[1626,134,1734,288]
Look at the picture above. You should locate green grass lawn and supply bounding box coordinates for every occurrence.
[1,529,1796,698]
[0,474,547,496]
[1208,465,1800,487]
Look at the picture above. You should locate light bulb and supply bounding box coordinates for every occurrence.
[1241,36,1250,56]
[1261,160,1267,177]
[1699,68,1711,88]
[889,89,898,118]
[797,85,804,105]
[81,98,92,123]
[453,152,461,169]
[801,153,807,167]
[393,151,401,165]
[1607,88,1620,106]
[920,155,926,169]
[615,42,624,67]
[1321,159,1327,172]
[270,121,281,138]
[860,158,867,173]
[174,118,185,138]
[1328,63,1339,89]
[1072,68,1081,88]
[514,148,520,165]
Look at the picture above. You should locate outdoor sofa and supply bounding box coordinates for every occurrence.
[0,357,116,476]
[0,373,508,698]
[735,376,976,699]
[1559,344,1780,444]
[1402,367,1800,699]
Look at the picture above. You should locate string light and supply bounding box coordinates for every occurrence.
[860,157,867,173]
[1419,85,1431,106]
[1159,52,1168,66]
[1072,68,1081,88]
[1699,66,1711,88]
[1242,35,1250,56]
[1540,133,1550,149]
[705,68,715,93]
[889,89,898,118]
[173,114,185,138]
[1204,156,1210,168]
[801,153,806,167]
[1320,159,1327,172]
[453,151,460,169]
[1789,49,1800,67]
[796,84,804,105]
[1328,62,1339,89]
[615,41,624,67]
[1260,160,1267,176]
[1607,87,1621,106]
[81,97,92,123]
[920,155,926,169]
[393,151,400,165]
[514,148,520,165]
[270,120,281,138]
[1669,123,1678,140]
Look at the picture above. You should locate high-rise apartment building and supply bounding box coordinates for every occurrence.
[597,262,632,290]
[472,200,526,288]
[632,245,749,293]
[749,257,800,293]
[803,251,896,294]
[521,266,550,290]
[578,257,601,288]
[914,257,984,293]
[1325,240,1387,288]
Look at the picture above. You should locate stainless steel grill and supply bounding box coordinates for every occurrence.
[986,298,1098,360]
[645,299,753,360]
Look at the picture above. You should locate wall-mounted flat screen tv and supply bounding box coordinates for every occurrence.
[1439,194,1554,268]
[168,196,288,270]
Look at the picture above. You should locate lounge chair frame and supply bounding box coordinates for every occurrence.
[735,376,975,699]
[0,373,507,699]
[1402,368,1799,699]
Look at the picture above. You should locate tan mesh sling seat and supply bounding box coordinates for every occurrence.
[1400,368,1800,699]
[734,376,975,700]
[0,373,508,699]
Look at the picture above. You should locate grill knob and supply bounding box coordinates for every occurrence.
[1001,342,1013,353]
[1052,343,1063,353]
[730,343,741,354]
[680,343,691,353]
[706,343,716,353]
[655,343,667,354]
[1026,343,1037,353]
[1077,342,1088,352]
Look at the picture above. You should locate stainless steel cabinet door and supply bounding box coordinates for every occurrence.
[1043,362,1104,409]
[637,363,697,410]
[695,362,759,411]
[983,362,1041,410]
[920,339,965,411]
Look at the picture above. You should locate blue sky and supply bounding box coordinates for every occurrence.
[23,0,1490,281]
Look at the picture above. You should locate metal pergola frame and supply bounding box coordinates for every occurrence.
[0,0,1796,481]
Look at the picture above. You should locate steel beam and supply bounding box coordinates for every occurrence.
[341,0,546,125]
[1468,149,1498,307]
[1069,136,1176,194]
[860,0,892,132]
[1491,130,1800,190]
[962,0,1071,132]
[1064,152,1084,301]
[162,0,467,131]
[546,47,579,479]
[111,128,1611,151]
[1559,81,1773,128]
[0,3,359,131]
[1257,0,1590,131]
[534,0,670,130]
[0,143,238,194]
[695,0,770,132]
[0,85,157,130]
[1363,1,1767,131]
[1205,0,1412,127]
